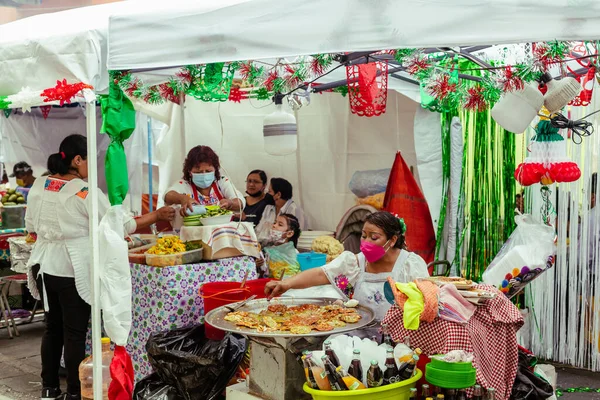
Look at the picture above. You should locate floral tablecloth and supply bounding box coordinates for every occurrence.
[85,256,257,382]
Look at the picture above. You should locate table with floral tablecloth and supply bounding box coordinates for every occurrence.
[86,256,257,382]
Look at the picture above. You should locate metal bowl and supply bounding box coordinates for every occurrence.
[204,297,376,338]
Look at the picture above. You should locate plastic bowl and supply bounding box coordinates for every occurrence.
[297,252,327,271]
[304,369,421,400]
[200,214,233,226]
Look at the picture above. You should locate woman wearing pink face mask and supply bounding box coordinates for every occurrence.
[264,211,429,321]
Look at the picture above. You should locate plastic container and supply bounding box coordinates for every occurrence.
[297,252,327,271]
[79,337,114,400]
[200,279,271,340]
[200,214,233,226]
[145,248,203,267]
[303,368,422,400]
[425,358,476,389]
[1,205,25,229]
[128,243,154,264]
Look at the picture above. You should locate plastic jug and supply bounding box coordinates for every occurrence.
[79,337,114,399]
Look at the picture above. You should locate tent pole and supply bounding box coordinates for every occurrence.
[86,95,103,400]
[147,117,153,213]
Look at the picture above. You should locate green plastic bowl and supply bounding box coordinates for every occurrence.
[430,356,475,372]
[425,364,476,389]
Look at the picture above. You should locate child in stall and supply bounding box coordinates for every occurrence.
[257,213,302,278]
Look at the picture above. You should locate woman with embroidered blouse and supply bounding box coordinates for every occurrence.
[265,211,429,321]
[26,135,175,400]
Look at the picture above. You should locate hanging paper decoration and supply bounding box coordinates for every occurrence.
[228,87,245,103]
[3,109,11,118]
[496,66,525,93]
[462,86,487,112]
[187,63,237,102]
[0,96,10,109]
[514,119,581,186]
[8,87,40,113]
[40,105,51,119]
[346,61,389,117]
[41,79,93,106]
[566,42,596,106]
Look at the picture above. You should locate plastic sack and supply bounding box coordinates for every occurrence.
[264,242,300,278]
[482,214,556,298]
[140,324,247,400]
[98,205,132,346]
[133,374,181,400]
[356,192,385,210]
[349,169,390,198]
[510,348,554,400]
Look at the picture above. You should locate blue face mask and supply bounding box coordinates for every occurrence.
[192,172,215,189]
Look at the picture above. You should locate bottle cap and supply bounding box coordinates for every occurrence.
[370,360,379,366]
[101,337,110,345]
[336,366,343,372]
[353,348,360,354]
[414,348,422,355]
[321,355,329,361]
[324,339,331,345]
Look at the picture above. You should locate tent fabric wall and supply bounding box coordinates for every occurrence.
[0,106,145,213]
[148,91,420,231]
[108,0,600,70]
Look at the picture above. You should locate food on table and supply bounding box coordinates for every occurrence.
[147,236,186,255]
[183,205,233,226]
[1,189,25,205]
[423,276,474,288]
[224,303,362,334]
[311,236,344,262]
[185,241,203,251]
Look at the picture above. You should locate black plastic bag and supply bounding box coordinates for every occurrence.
[136,324,247,400]
[133,373,181,400]
[510,348,554,400]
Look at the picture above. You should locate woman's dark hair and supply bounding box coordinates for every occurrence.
[47,134,87,175]
[248,170,267,185]
[364,211,407,249]
[183,146,221,183]
[280,213,301,248]
[270,178,293,200]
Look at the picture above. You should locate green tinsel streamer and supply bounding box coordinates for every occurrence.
[556,387,600,397]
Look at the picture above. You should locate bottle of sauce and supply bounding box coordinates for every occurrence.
[323,340,341,368]
[79,337,114,400]
[347,349,363,382]
[487,388,496,400]
[410,387,418,399]
[336,366,366,390]
[383,347,400,385]
[301,354,318,390]
[472,385,483,400]
[381,323,395,348]
[307,354,331,390]
[399,348,421,380]
[422,384,431,399]
[366,360,383,388]
[321,355,347,391]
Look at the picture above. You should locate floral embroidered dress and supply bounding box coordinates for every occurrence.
[322,250,429,321]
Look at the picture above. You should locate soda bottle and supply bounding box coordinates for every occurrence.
[487,388,496,400]
[321,355,347,391]
[381,323,395,348]
[399,348,421,380]
[336,366,366,390]
[422,384,431,399]
[323,340,341,368]
[79,337,114,400]
[301,355,318,390]
[307,354,331,390]
[472,385,483,400]
[457,389,467,400]
[347,349,363,382]
[409,387,418,399]
[366,360,383,388]
[382,347,400,385]
[446,389,457,400]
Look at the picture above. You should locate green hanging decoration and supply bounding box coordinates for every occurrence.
[254,87,271,101]
[0,96,11,109]
[3,109,11,118]
[99,80,136,206]
[394,48,416,63]
[188,63,237,102]
[514,63,542,83]
[480,75,502,105]
[556,387,600,397]
[332,85,349,97]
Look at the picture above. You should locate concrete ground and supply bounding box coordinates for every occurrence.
[1,323,600,400]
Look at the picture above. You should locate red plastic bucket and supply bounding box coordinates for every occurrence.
[200,279,272,340]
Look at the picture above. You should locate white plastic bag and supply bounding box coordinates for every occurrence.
[98,205,132,346]
[483,214,556,298]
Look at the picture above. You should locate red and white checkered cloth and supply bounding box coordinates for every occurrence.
[382,284,523,400]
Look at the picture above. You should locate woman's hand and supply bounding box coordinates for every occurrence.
[264,280,290,299]
[156,206,176,222]
[179,195,196,217]
[219,198,233,210]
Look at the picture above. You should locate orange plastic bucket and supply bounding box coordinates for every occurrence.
[200,279,272,340]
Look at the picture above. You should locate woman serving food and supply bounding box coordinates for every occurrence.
[164,145,245,229]
[265,211,429,321]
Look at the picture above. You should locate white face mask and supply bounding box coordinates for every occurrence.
[268,229,287,244]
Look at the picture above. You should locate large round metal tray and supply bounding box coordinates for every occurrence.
[204,297,376,338]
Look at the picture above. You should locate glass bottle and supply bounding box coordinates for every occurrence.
[457,389,467,400]
[323,340,341,368]
[409,388,418,399]
[336,365,366,390]
[321,355,347,391]
[307,354,331,390]
[347,349,363,382]
[381,323,395,348]
[366,360,384,388]
[383,347,400,385]
[472,385,483,400]
[487,388,496,400]
[422,384,431,399]
[399,348,421,379]
[446,389,457,400]
[301,355,318,389]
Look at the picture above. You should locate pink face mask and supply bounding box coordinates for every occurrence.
[360,240,390,263]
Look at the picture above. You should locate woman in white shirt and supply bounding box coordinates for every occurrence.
[164,145,245,229]
[255,177,307,241]
[26,135,174,400]
[265,211,429,321]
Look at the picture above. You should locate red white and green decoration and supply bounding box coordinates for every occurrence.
[108,41,598,117]
[0,80,94,119]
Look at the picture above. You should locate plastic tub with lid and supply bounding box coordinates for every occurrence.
[145,248,203,267]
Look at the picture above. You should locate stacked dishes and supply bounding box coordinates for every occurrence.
[297,231,334,251]
[183,205,233,227]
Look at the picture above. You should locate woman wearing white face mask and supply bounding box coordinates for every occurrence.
[164,146,245,228]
